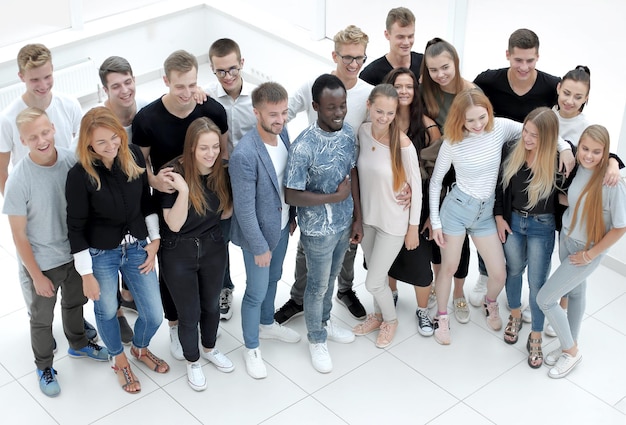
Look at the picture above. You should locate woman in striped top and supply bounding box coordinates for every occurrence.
[428,89,574,345]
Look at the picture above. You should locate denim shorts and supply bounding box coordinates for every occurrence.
[440,184,496,237]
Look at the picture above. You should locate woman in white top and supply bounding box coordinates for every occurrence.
[429,89,574,345]
[352,84,422,348]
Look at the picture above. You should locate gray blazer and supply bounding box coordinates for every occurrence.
[229,126,294,255]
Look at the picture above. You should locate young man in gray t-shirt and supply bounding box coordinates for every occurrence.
[2,108,108,397]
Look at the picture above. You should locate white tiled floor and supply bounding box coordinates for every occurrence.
[1,70,625,424]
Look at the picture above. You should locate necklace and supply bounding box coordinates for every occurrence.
[371,129,389,150]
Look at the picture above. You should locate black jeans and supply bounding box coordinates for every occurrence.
[160,228,226,362]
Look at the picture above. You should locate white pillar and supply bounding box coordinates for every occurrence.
[70,0,84,31]
[311,0,326,41]
[447,0,468,69]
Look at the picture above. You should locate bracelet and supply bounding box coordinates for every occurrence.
[582,251,592,264]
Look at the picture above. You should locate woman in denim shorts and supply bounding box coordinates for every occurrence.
[428,90,575,345]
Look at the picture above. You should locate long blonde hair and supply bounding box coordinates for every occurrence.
[76,107,144,190]
[501,107,558,209]
[368,84,406,192]
[569,125,611,249]
[172,117,232,216]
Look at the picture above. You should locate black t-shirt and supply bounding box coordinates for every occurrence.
[132,97,228,172]
[473,68,559,122]
[359,51,423,86]
[160,173,222,239]
[510,165,554,215]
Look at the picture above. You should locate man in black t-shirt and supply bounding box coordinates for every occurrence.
[359,7,423,86]
[132,50,229,361]
[471,29,559,310]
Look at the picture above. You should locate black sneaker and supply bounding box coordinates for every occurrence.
[118,315,134,345]
[83,319,98,343]
[120,298,138,314]
[336,289,366,320]
[274,299,303,325]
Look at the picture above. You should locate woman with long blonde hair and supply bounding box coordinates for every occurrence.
[537,125,626,378]
[66,107,168,394]
[494,107,560,367]
[159,117,234,391]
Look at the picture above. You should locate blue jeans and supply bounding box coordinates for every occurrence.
[301,226,351,343]
[537,234,603,350]
[220,217,235,290]
[503,212,556,332]
[241,226,290,349]
[91,239,163,356]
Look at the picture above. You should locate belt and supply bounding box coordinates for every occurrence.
[513,208,535,218]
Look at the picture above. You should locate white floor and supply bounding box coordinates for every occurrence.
[1,68,626,424]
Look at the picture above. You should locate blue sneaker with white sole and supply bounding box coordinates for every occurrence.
[68,341,109,361]
[37,367,60,397]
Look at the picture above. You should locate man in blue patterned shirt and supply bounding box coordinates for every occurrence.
[284,74,362,373]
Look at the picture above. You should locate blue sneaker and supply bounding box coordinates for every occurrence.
[68,341,109,361]
[37,367,60,397]
[83,319,98,342]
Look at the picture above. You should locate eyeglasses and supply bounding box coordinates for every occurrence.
[335,52,367,65]
[214,67,241,78]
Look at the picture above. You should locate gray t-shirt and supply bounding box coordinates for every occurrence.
[2,147,76,271]
[563,166,626,244]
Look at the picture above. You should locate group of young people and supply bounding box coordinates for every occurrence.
[1,6,625,398]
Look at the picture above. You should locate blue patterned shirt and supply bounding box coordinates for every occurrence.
[285,122,357,236]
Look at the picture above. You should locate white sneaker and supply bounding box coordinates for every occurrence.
[259,321,301,343]
[201,348,234,373]
[522,306,532,323]
[469,275,488,307]
[325,319,355,343]
[309,342,332,373]
[186,361,207,391]
[544,322,557,337]
[544,347,563,366]
[548,351,582,379]
[243,348,267,379]
[169,325,184,360]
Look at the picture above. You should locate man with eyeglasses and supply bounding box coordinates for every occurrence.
[206,38,258,322]
[359,7,423,85]
[274,25,372,325]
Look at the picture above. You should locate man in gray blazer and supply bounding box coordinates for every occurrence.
[229,82,301,379]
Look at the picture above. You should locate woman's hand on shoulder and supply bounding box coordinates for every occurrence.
[164,170,188,194]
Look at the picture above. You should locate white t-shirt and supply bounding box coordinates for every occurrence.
[552,106,590,147]
[0,92,82,165]
[288,76,372,133]
[264,140,290,228]
[206,80,257,155]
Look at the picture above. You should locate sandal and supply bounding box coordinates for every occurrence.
[131,346,170,374]
[526,333,543,369]
[110,357,141,394]
[503,315,523,344]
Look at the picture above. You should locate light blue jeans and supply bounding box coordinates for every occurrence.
[503,212,556,332]
[536,234,603,350]
[241,226,289,349]
[301,226,351,344]
[90,239,163,356]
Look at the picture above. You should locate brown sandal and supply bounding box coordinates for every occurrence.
[526,334,543,369]
[131,346,170,373]
[110,358,141,393]
[503,315,523,344]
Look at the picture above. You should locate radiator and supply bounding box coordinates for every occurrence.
[0,57,101,111]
